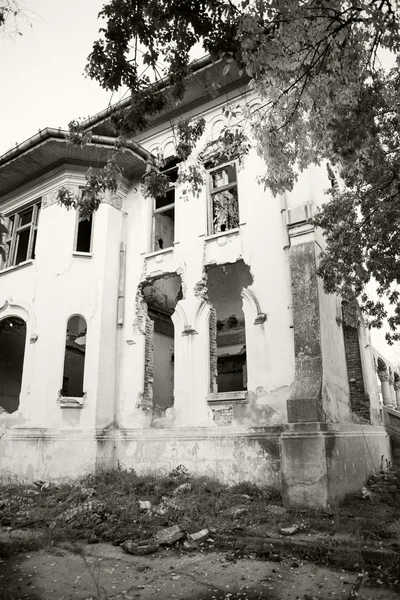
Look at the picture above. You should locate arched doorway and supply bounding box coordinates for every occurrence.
[0,316,27,413]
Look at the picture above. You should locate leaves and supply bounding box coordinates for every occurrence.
[85,0,400,336]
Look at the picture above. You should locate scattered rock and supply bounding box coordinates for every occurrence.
[189,528,209,542]
[152,524,184,546]
[138,500,151,511]
[279,525,300,536]
[87,537,99,544]
[121,540,159,556]
[173,483,192,495]
[183,541,193,550]
[33,479,46,489]
[360,486,371,500]
[169,465,191,480]
[267,505,286,516]
[228,506,249,518]
[291,561,299,568]
[269,554,282,562]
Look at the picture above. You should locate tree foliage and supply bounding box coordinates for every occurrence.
[82,1,400,340]
[0,1,31,37]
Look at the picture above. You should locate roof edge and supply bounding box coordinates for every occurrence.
[80,54,216,132]
[0,128,153,168]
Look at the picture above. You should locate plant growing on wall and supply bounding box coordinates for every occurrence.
[212,190,239,232]
[82,0,400,340]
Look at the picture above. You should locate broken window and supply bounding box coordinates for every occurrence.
[61,315,87,398]
[208,162,239,234]
[152,161,178,251]
[3,201,41,269]
[75,212,93,253]
[0,317,27,413]
[207,261,253,393]
[142,274,182,409]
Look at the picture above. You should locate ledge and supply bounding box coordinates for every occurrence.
[58,395,84,409]
[72,252,93,258]
[0,260,33,276]
[144,247,174,259]
[207,391,247,404]
[204,228,239,242]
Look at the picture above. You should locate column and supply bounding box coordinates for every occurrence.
[378,369,393,407]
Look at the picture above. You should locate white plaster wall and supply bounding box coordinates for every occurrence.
[0,169,122,433]
[117,96,338,428]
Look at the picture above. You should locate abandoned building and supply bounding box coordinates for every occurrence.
[0,57,399,509]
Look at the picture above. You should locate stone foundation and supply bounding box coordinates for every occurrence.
[280,423,391,510]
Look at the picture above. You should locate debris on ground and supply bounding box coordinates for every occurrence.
[279,525,300,536]
[188,528,209,541]
[169,465,191,480]
[360,486,372,500]
[228,506,249,518]
[121,539,159,555]
[138,500,151,511]
[50,499,106,529]
[152,524,184,546]
[173,482,192,494]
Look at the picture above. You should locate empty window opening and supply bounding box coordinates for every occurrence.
[75,213,93,253]
[3,201,41,269]
[208,162,239,234]
[62,315,87,397]
[153,160,179,251]
[142,274,182,409]
[0,317,26,413]
[206,261,253,393]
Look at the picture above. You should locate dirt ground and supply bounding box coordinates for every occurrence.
[1,542,399,600]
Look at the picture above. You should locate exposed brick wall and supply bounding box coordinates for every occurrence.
[137,316,154,410]
[343,324,371,422]
[212,405,233,426]
[209,307,218,394]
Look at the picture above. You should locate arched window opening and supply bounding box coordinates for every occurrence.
[206,261,253,393]
[62,315,87,398]
[0,317,26,413]
[142,274,182,410]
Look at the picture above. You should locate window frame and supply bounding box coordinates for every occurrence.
[152,163,178,252]
[73,189,95,255]
[3,200,41,269]
[207,160,240,235]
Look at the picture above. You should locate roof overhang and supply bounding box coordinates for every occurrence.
[83,56,250,137]
[0,129,152,198]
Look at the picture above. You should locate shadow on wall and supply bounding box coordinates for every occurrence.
[0,316,26,413]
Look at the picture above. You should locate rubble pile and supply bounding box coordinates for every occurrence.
[361,471,400,501]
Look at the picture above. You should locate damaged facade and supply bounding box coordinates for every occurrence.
[0,58,398,509]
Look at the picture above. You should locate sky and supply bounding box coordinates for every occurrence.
[1,0,399,364]
[0,0,121,155]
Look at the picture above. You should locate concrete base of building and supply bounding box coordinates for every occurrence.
[0,428,100,482]
[113,426,283,486]
[0,426,283,488]
[280,422,391,510]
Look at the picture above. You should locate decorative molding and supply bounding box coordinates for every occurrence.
[0,298,38,343]
[241,288,266,325]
